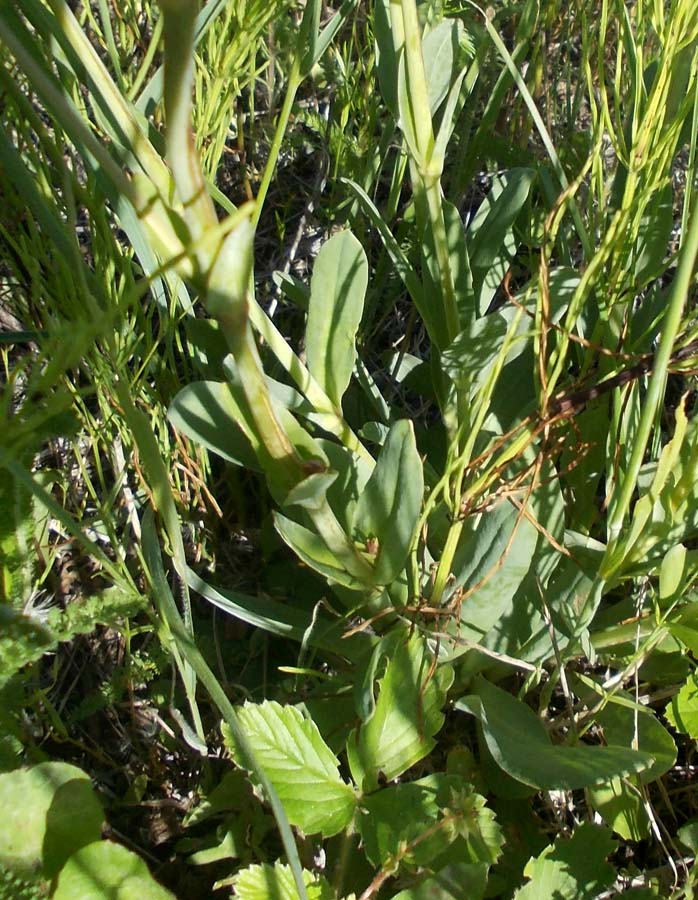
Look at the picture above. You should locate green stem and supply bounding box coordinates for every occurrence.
[252,62,302,228]
[603,201,698,572]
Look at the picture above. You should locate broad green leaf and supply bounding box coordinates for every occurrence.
[632,183,673,285]
[594,693,676,783]
[232,862,333,900]
[169,377,328,493]
[222,700,356,837]
[53,841,175,899]
[441,308,527,396]
[283,471,339,512]
[347,634,453,792]
[456,679,655,790]
[421,200,472,346]
[391,863,488,900]
[352,419,424,584]
[659,543,686,601]
[444,497,538,649]
[358,775,503,872]
[666,673,698,738]
[514,823,616,900]
[305,231,367,408]
[0,762,103,878]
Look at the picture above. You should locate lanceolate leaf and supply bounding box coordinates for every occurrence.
[457,679,655,791]
[666,673,698,738]
[347,634,454,792]
[273,513,365,590]
[305,231,368,408]
[352,419,424,584]
[222,701,356,837]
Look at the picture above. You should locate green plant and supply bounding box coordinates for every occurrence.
[2,0,698,897]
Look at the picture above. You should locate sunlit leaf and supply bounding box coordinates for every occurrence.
[222,700,356,837]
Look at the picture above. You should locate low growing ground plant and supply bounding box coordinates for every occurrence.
[2,0,698,897]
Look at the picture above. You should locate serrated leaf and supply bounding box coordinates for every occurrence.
[53,841,175,899]
[456,679,655,791]
[0,762,104,878]
[391,862,488,900]
[222,700,355,837]
[515,823,616,900]
[666,673,698,738]
[233,862,334,900]
[358,775,503,872]
[352,419,424,584]
[347,634,453,792]
[306,231,367,408]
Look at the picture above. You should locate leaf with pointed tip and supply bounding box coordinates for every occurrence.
[232,862,334,900]
[352,419,424,584]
